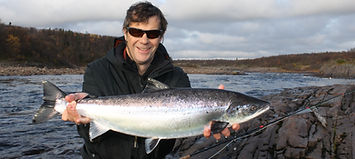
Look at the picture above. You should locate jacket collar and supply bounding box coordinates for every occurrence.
[106,36,174,78]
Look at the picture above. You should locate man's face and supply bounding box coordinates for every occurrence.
[124,16,162,65]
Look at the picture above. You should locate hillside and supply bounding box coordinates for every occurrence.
[0,22,114,67]
[0,22,354,78]
[174,51,355,78]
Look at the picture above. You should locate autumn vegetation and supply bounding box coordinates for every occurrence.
[0,22,354,78]
[0,21,113,67]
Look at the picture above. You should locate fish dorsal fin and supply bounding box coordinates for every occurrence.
[142,78,170,93]
[89,121,110,141]
[145,138,161,154]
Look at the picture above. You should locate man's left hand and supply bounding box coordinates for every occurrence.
[203,84,241,140]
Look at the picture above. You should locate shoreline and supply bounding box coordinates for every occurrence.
[0,65,85,76]
[0,65,349,79]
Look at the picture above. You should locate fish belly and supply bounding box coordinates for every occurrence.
[77,104,227,138]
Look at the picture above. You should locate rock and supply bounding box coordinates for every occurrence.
[319,63,355,79]
[169,84,355,159]
[0,65,85,76]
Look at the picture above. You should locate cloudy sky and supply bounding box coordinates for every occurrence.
[1,0,355,59]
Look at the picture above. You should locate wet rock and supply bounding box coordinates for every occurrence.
[170,84,355,159]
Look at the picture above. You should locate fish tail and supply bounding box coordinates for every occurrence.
[32,81,66,123]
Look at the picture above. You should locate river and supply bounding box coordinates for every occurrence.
[0,73,354,158]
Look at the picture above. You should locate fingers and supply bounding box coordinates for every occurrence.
[204,122,241,140]
[62,101,78,122]
[65,94,76,102]
[218,84,225,90]
[203,122,212,138]
[213,133,221,140]
[76,116,91,124]
[232,123,240,130]
[62,93,90,124]
[65,93,88,102]
[61,100,91,124]
[221,127,230,137]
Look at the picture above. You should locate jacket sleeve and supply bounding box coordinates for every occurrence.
[175,67,191,88]
[77,63,103,143]
[83,65,98,95]
[166,66,191,88]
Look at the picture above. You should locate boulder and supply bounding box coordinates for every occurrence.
[168,84,355,159]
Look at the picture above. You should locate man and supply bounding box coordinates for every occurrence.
[62,2,239,158]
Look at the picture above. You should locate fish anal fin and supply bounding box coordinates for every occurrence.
[211,120,229,134]
[145,138,161,154]
[89,121,110,141]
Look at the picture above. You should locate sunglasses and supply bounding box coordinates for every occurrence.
[127,27,162,39]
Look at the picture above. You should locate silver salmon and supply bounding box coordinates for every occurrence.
[33,78,270,153]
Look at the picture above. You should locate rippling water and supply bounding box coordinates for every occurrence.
[0,73,354,158]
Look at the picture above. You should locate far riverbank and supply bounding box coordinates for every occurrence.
[1,62,353,79]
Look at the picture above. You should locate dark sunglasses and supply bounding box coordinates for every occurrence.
[127,27,162,39]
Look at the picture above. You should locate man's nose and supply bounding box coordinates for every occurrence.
[139,33,149,44]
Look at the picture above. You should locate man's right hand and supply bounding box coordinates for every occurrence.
[62,93,91,124]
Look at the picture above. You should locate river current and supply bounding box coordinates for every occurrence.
[0,73,354,158]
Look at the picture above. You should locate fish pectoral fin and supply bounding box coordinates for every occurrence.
[89,121,110,141]
[145,138,161,154]
[210,120,230,134]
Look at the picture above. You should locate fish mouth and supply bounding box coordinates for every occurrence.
[257,104,270,116]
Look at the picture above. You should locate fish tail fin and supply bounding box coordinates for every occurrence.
[32,81,66,123]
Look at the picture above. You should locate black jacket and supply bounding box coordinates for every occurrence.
[78,37,191,159]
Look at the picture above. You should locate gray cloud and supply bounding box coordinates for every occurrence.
[1,0,355,59]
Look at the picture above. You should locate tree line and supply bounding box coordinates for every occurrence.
[235,50,355,72]
[0,22,114,67]
[0,21,354,72]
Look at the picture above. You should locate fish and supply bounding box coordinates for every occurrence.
[32,78,270,154]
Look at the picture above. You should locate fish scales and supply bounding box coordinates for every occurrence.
[33,80,270,146]
[69,89,234,138]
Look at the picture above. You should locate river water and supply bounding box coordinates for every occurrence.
[0,73,354,158]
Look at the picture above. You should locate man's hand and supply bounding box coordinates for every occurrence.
[203,84,241,140]
[62,93,91,124]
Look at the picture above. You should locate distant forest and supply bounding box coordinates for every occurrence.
[0,22,114,67]
[0,22,354,72]
[235,50,355,72]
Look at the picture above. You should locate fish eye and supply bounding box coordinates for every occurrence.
[250,105,256,111]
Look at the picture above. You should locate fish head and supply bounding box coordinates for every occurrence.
[224,93,270,124]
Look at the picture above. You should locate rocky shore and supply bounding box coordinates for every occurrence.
[0,64,85,76]
[1,62,354,78]
[1,63,353,158]
[0,65,299,76]
[168,84,355,159]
